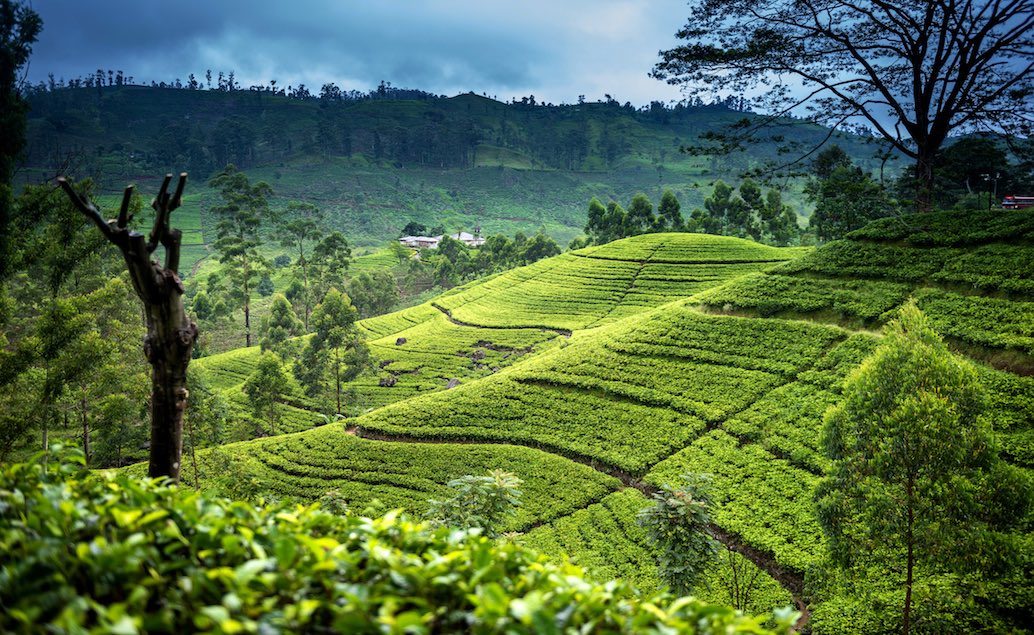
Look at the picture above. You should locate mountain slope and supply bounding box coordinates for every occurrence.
[188,222,1033,631]
[22,86,884,248]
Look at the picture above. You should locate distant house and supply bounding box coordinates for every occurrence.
[448,231,486,248]
[399,235,441,249]
[399,229,485,249]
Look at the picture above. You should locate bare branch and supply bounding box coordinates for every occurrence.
[117,185,134,229]
[169,173,187,212]
[153,174,173,212]
[57,177,113,239]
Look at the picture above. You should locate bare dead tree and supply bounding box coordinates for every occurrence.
[58,173,197,481]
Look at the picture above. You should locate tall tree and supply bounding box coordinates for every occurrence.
[388,240,413,266]
[58,173,199,481]
[259,293,302,356]
[657,189,683,231]
[583,197,608,244]
[654,0,1034,210]
[806,149,892,242]
[519,232,561,264]
[703,181,736,234]
[0,0,41,285]
[243,352,288,437]
[310,231,351,302]
[208,165,272,347]
[625,193,656,235]
[762,188,801,246]
[275,201,324,330]
[346,270,399,319]
[600,201,627,244]
[295,289,369,415]
[816,302,1031,634]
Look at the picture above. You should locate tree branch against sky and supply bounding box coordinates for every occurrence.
[653,0,1034,210]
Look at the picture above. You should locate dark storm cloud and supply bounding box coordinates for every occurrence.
[24,0,688,104]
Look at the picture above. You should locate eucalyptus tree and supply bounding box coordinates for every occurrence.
[310,231,351,302]
[208,165,272,347]
[275,201,324,329]
[657,189,683,231]
[816,302,1032,633]
[295,289,368,415]
[259,293,302,355]
[244,352,289,437]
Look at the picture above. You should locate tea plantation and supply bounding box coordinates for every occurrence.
[186,223,1033,632]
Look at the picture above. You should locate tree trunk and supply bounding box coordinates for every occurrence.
[914,154,935,213]
[303,273,310,331]
[244,298,252,348]
[60,174,198,483]
[335,348,342,415]
[144,294,196,480]
[81,395,90,466]
[903,479,915,635]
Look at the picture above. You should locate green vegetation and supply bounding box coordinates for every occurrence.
[7,1,1034,629]
[20,84,885,254]
[521,489,793,615]
[0,452,794,634]
[637,475,718,594]
[427,470,522,538]
[6,218,1034,631]
[816,303,1032,633]
[175,425,621,533]
[696,210,1034,367]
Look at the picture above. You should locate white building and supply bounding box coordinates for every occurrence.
[399,230,484,249]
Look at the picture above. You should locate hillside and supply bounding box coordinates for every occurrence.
[185,221,1034,631]
[20,86,884,250]
[193,233,805,424]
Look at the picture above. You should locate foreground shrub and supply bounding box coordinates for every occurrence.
[0,451,795,634]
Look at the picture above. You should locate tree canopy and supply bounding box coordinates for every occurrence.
[654,0,1034,209]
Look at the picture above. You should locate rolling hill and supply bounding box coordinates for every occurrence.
[21,86,885,255]
[179,219,1032,631]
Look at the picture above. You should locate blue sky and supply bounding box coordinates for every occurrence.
[24,0,691,105]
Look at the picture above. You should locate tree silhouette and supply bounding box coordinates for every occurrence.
[654,0,1033,210]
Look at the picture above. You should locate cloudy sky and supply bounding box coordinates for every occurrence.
[24,0,692,106]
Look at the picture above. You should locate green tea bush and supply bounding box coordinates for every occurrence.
[694,273,912,323]
[845,209,1034,246]
[0,451,796,634]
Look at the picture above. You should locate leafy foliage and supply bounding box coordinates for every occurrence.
[815,302,1033,630]
[242,352,290,436]
[427,469,522,538]
[346,269,400,318]
[209,164,273,346]
[0,449,795,634]
[258,293,302,355]
[638,474,718,595]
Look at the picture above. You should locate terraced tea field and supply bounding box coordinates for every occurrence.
[196,233,803,425]
[191,222,1034,632]
[695,209,1034,370]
